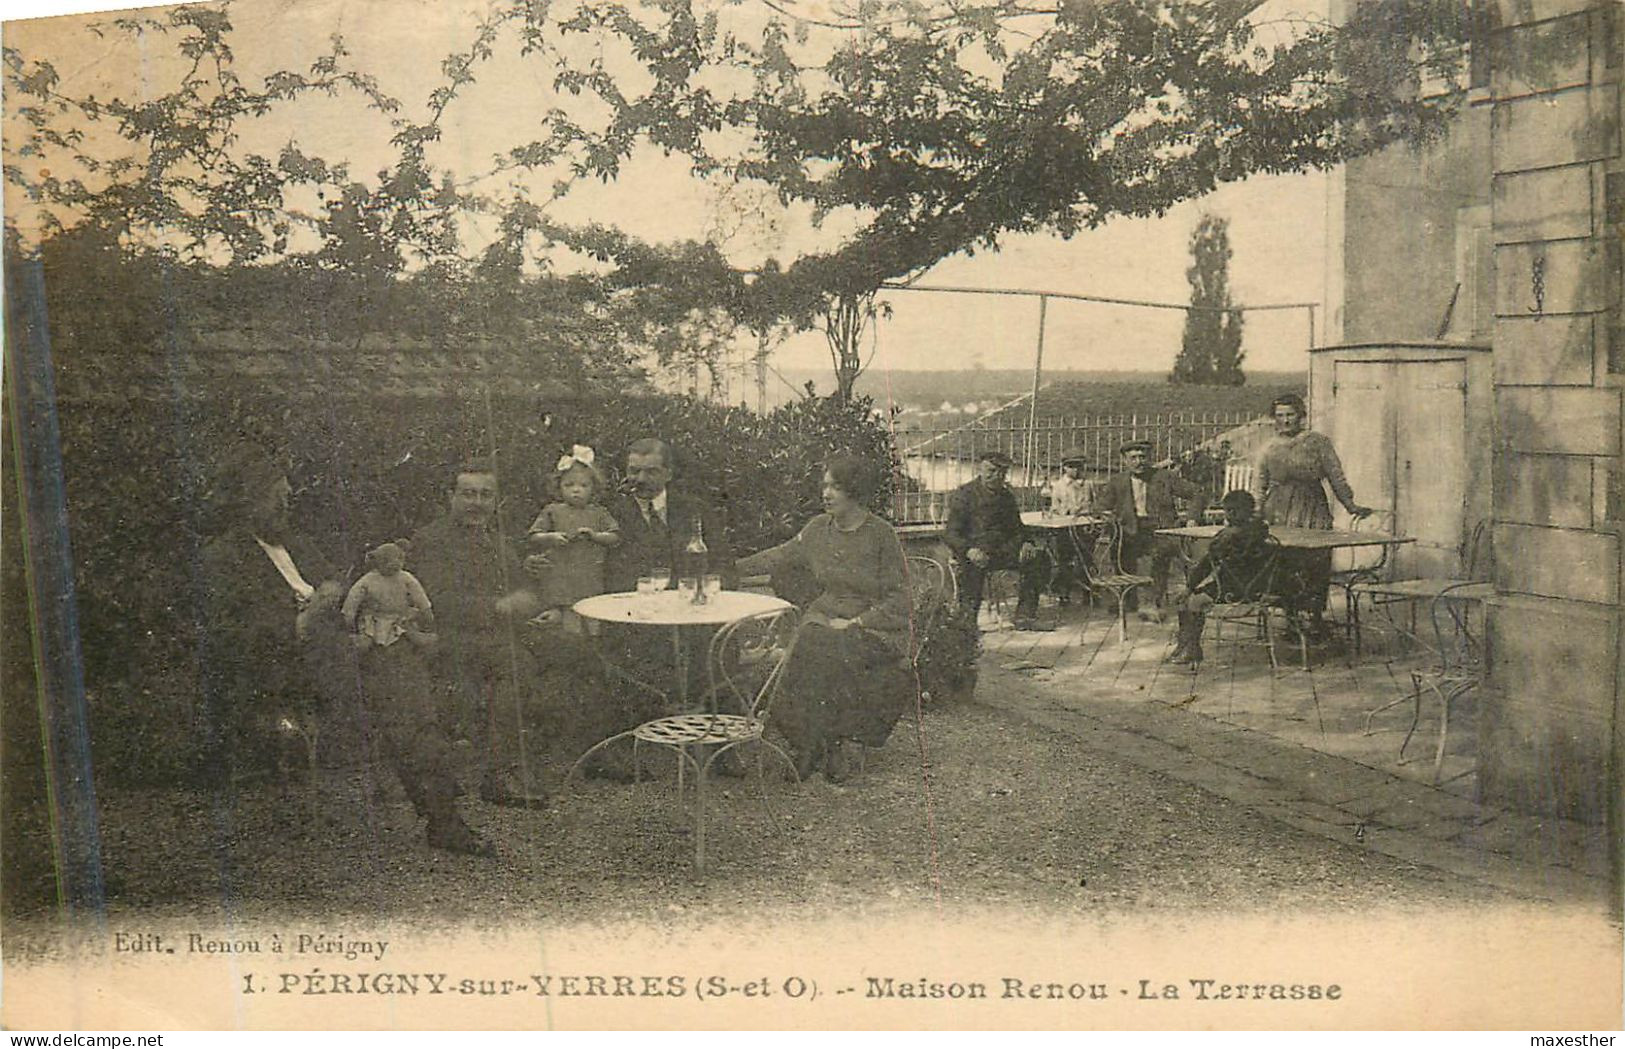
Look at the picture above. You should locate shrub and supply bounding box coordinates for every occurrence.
[1172,446,1229,504]
[914,600,980,706]
[39,380,896,786]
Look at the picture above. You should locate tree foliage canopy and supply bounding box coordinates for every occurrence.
[5,0,1476,393]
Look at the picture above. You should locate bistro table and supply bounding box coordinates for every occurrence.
[1020,511,1109,603]
[1155,523,1418,552]
[571,589,799,872]
[574,589,794,711]
[1020,510,1109,530]
[1156,524,1416,667]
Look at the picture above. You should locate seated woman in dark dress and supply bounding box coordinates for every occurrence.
[736,454,915,781]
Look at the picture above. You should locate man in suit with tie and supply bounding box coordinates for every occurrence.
[606,437,733,592]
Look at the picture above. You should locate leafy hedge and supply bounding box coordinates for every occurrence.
[46,382,899,786]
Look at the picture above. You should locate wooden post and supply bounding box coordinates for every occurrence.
[755,329,769,416]
[1024,295,1048,487]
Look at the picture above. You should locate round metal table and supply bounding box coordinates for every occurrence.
[574,590,794,709]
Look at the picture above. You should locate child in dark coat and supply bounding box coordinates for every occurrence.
[1167,490,1288,665]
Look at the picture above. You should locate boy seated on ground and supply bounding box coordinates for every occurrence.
[1166,489,1296,665]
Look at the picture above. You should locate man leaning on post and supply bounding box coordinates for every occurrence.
[943,449,1049,632]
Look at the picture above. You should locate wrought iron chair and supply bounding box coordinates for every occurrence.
[905,553,955,642]
[1050,516,1105,606]
[1090,517,1154,645]
[566,606,801,871]
[1461,519,1491,581]
[826,554,960,778]
[979,565,1022,624]
[1350,518,1491,655]
[979,553,1054,626]
[1201,536,1310,672]
[1330,508,1396,655]
[1365,580,1484,783]
[907,551,974,688]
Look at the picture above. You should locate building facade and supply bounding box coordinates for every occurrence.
[1329,0,1622,825]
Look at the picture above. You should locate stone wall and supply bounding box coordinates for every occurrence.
[1482,0,1622,823]
[1341,105,1493,344]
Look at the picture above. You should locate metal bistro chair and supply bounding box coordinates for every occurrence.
[1202,536,1310,673]
[566,606,802,871]
[1350,518,1491,655]
[1365,580,1485,784]
[906,553,956,641]
[979,565,1023,626]
[829,554,959,778]
[1090,517,1154,645]
[1052,515,1106,606]
[980,551,1057,626]
[905,551,964,687]
[1330,508,1396,655]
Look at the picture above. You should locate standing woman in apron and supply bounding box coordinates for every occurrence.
[1252,393,1373,637]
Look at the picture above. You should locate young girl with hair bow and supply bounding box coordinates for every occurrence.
[527,444,622,630]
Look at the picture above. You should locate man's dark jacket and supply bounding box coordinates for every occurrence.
[196,526,343,707]
[605,490,733,593]
[943,478,1024,565]
[410,513,527,650]
[1093,469,1200,536]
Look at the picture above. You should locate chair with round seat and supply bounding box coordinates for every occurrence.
[1363,580,1485,783]
[1201,535,1310,673]
[1330,508,1395,655]
[904,553,955,643]
[565,606,801,871]
[1090,517,1154,644]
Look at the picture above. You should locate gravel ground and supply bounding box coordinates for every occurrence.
[7,693,1521,938]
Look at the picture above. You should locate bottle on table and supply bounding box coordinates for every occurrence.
[681,519,709,604]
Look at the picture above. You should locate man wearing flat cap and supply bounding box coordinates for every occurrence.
[1045,448,1095,604]
[1093,440,1201,621]
[944,450,1048,630]
[1048,448,1093,517]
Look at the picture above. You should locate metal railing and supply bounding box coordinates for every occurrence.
[891,410,1256,523]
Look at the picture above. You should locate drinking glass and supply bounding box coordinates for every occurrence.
[702,574,723,598]
[649,566,672,591]
[677,577,698,602]
[637,576,657,595]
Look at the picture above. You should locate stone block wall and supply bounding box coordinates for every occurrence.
[1483,0,1622,823]
[1341,106,1492,344]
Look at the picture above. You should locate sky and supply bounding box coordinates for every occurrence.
[3,0,1337,382]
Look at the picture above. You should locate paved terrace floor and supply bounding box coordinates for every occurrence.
[968,588,1616,902]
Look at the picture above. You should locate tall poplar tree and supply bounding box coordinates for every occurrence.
[1172,215,1246,387]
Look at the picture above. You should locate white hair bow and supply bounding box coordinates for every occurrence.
[557,444,595,472]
